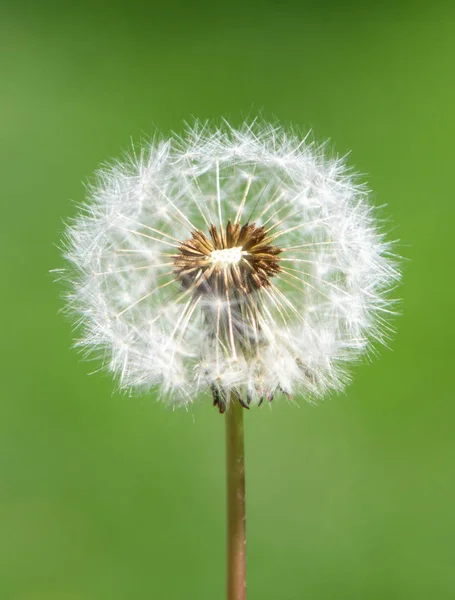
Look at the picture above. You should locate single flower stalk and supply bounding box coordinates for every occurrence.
[60,121,400,599]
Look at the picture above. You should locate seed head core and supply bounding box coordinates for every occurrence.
[209,246,246,268]
[173,220,282,297]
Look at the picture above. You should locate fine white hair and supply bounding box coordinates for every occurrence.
[61,121,400,408]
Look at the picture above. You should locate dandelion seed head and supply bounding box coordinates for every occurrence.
[61,120,400,410]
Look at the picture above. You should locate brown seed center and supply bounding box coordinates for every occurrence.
[173,220,282,296]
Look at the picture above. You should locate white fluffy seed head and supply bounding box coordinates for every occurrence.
[61,120,400,410]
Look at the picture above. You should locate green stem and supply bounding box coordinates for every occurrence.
[225,397,247,600]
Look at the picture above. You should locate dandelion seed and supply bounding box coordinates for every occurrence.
[61,121,400,410]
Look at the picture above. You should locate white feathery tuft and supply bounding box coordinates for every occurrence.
[61,121,400,409]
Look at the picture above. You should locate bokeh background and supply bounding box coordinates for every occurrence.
[1,1,454,598]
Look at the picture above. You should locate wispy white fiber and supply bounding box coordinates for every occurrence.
[61,121,400,407]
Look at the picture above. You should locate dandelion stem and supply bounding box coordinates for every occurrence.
[226,397,247,600]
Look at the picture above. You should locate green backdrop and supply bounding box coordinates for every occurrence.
[1,1,454,598]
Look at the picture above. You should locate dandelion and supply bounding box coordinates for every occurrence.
[60,120,400,599]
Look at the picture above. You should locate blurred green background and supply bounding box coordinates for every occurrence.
[1,1,454,598]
